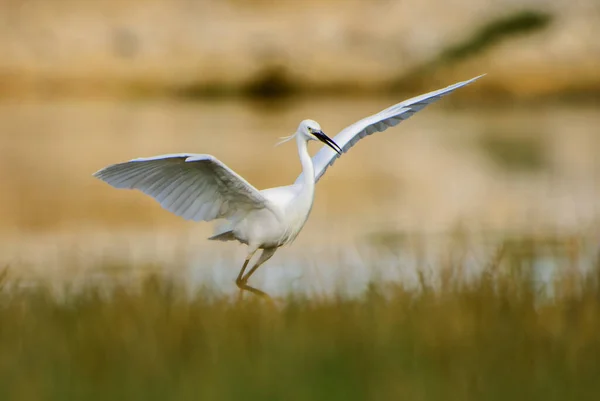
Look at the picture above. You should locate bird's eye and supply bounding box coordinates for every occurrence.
[307,127,313,133]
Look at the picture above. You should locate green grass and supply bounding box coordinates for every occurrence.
[1,241,599,401]
[393,10,553,93]
[440,10,552,62]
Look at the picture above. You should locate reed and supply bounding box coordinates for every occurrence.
[0,239,599,400]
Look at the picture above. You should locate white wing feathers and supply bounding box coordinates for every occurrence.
[93,153,270,222]
[297,74,485,184]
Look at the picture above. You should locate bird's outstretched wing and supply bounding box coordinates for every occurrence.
[93,153,271,222]
[296,75,485,184]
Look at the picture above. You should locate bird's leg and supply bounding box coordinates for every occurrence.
[241,248,277,284]
[235,250,257,301]
[236,250,256,285]
[237,248,277,299]
[236,282,271,299]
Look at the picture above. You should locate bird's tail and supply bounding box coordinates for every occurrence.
[208,230,236,242]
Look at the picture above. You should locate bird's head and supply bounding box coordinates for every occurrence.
[297,119,342,154]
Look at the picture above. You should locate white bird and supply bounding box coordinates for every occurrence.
[93,74,484,298]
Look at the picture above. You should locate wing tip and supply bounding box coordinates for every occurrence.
[464,73,487,85]
[92,168,106,180]
[440,73,486,96]
[91,165,127,188]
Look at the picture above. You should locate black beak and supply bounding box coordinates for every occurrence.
[313,130,342,155]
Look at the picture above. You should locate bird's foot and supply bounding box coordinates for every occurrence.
[235,279,273,302]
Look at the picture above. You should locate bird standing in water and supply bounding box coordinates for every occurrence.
[94,75,484,298]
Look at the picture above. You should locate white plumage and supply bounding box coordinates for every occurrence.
[95,154,271,222]
[94,74,484,298]
[301,75,484,184]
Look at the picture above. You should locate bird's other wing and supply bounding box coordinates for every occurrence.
[296,74,485,184]
[93,153,272,222]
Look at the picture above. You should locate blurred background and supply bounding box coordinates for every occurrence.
[1,1,600,400]
[1,0,599,291]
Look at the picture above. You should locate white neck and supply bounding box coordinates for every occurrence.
[296,134,315,192]
[276,133,315,244]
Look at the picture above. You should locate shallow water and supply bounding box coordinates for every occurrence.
[1,97,599,291]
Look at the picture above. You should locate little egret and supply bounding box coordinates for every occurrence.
[94,74,484,298]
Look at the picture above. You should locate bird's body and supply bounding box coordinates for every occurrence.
[207,123,322,250]
[211,183,306,248]
[237,133,317,246]
[94,75,484,298]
